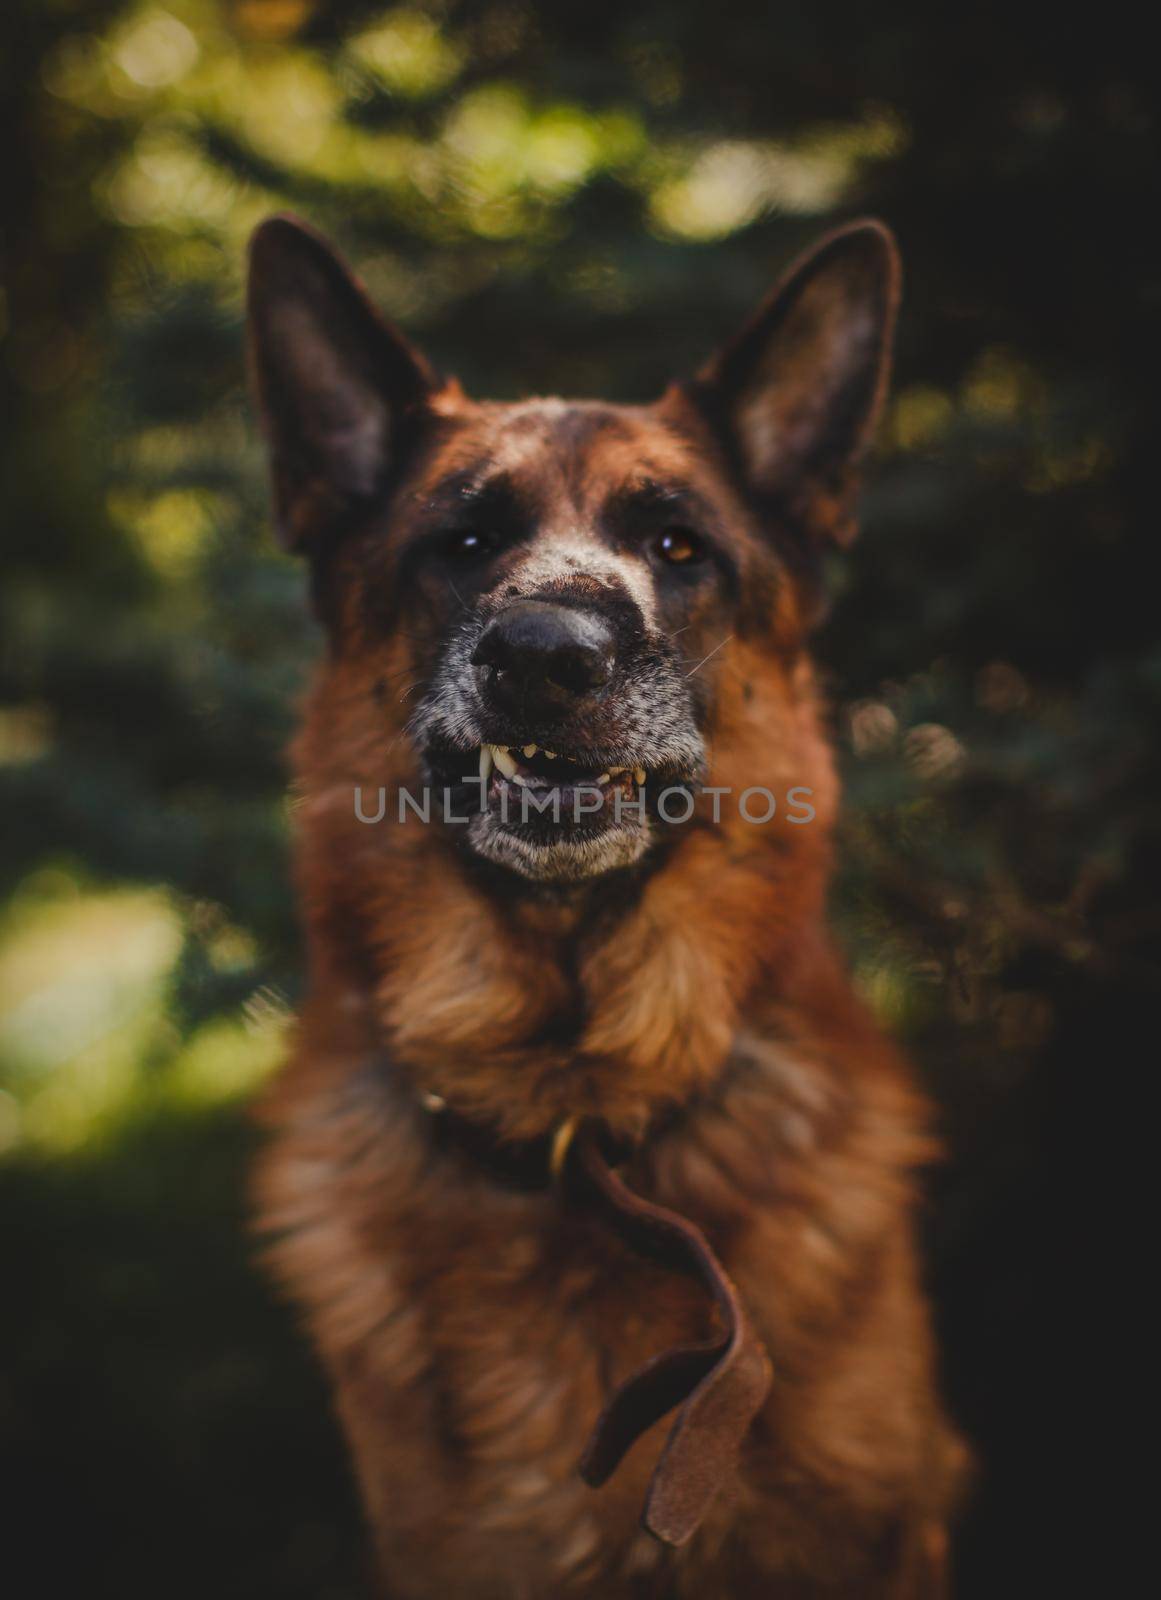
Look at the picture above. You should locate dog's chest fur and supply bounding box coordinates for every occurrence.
[257,1005,957,1599]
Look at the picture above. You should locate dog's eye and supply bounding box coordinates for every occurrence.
[655,527,706,566]
[445,530,496,559]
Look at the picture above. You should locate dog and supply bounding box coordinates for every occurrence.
[246,212,967,1598]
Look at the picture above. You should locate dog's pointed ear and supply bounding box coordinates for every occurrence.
[246,214,439,552]
[687,219,900,546]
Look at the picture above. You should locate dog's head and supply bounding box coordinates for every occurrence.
[247,216,898,886]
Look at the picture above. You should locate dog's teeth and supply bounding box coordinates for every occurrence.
[544,750,557,759]
[523,743,538,758]
[597,772,611,786]
[492,746,518,779]
[479,746,494,783]
[634,767,647,785]
[607,766,625,777]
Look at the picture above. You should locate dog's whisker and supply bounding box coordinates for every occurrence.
[684,635,733,680]
[374,664,427,693]
[446,578,474,619]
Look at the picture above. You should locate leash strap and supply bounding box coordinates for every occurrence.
[567,1125,772,1546]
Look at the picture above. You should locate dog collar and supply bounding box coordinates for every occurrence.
[418,1091,591,1191]
[418,1094,772,1546]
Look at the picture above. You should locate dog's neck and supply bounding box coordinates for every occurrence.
[299,814,835,1149]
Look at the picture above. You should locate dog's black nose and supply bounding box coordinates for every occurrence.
[472,601,615,714]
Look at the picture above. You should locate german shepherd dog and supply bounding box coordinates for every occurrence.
[246,214,966,1598]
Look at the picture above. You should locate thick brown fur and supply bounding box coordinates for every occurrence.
[248,214,968,1598]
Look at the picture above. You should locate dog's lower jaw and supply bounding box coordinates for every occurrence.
[466,810,651,881]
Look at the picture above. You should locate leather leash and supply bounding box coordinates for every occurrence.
[560,1119,773,1546]
[421,1098,772,1545]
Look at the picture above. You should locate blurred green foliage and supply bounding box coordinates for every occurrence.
[1,1,1153,1594]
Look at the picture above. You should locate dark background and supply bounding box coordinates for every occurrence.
[1,2,1152,1594]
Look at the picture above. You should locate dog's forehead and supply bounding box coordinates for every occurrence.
[421,396,704,516]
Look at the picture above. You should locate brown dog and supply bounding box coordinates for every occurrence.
[246,213,966,1598]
